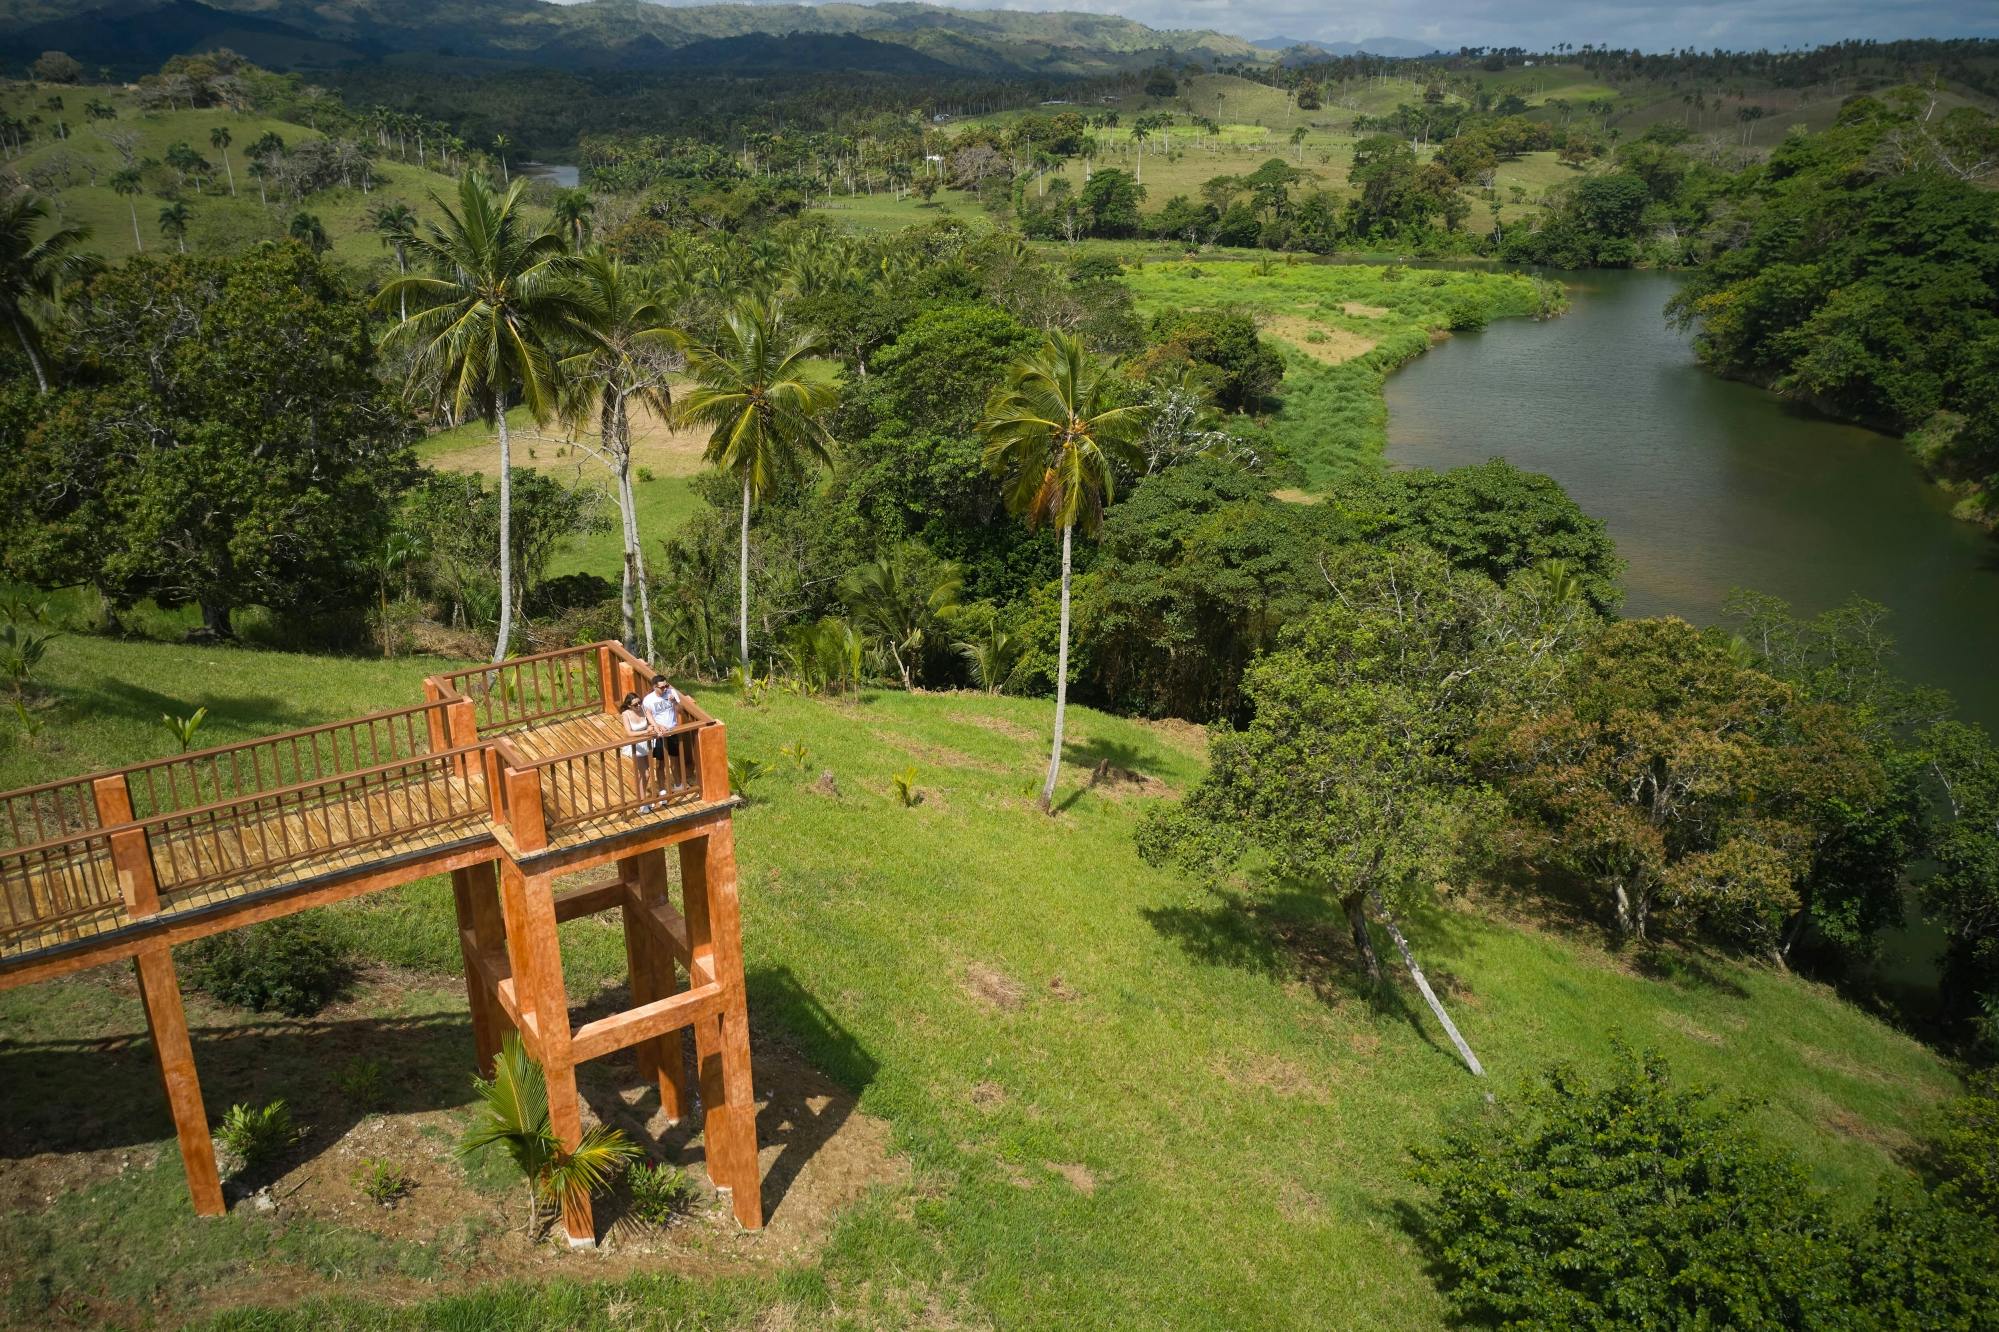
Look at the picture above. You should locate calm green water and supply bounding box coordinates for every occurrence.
[1384,268,1999,734]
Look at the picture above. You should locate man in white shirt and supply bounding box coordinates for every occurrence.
[641,674,683,796]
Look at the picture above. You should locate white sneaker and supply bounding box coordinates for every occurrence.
[638,803,652,815]
[657,788,669,798]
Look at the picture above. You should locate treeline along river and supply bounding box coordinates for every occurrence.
[1385,268,1999,737]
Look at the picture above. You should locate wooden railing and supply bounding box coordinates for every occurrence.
[141,746,491,896]
[519,722,709,837]
[0,830,119,936]
[432,644,607,735]
[1,777,102,851]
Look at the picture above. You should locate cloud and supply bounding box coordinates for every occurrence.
[625,0,1998,52]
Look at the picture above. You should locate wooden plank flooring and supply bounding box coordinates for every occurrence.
[0,710,675,969]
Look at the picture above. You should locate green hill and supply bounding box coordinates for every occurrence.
[0,82,523,267]
[0,631,1964,1327]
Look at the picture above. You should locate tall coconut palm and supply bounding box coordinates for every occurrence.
[110,168,143,250]
[677,300,838,671]
[209,124,235,195]
[377,171,585,663]
[550,188,593,252]
[491,133,510,184]
[0,193,93,395]
[979,332,1145,813]
[157,200,191,253]
[366,200,416,319]
[558,252,684,657]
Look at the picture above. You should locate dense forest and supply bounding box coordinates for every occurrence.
[2,32,1999,1326]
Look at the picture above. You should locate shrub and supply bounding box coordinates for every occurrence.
[892,765,921,807]
[627,1161,696,1226]
[1446,297,1489,331]
[353,1158,416,1208]
[337,1057,388,1109]
[636,466,656,483]
[185,915,351,1016]
[217,1099,301,1173]
[728,757,769,802]
[1411,1047,1849,1329]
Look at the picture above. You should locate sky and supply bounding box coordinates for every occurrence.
[625,0,1999,53]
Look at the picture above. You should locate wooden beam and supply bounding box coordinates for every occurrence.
[134,945,224,1217]
[681,825,762,1229]
[451,862,507,1075]
[553,877,625,923]
[570,982,723,1064]
[505,766,548,854]
[697,723,731,805]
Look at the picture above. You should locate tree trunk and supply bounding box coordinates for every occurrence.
[1372,890,1484,1077]
[611,395,642,654]
[738,470,752,671]
[222,151,234,196]
[1343,890,1383,985]
[11,316,47,394]
[128,198,142,250]
[493,393,515,664]
[1039,522,1073,814]
[200,601,233,638]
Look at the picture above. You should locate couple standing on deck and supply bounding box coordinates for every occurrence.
[619,674,685,814]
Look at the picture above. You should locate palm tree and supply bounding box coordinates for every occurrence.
[492,133,510,185]
[678,300,838,672]
[366,200,417,319]
[549,188,593,252]
[110,168,143,250]
[0,193,93,394]
[559,252,683,657]
[287,210,328,256]
[209,124,235,195]
[979,332,1145,813]
[377,171,584,663]
[955,621,1025,695]
[457,1035,639,1239]
[157,200,191,253]
[839,545,961,691]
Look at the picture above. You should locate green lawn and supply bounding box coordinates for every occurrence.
[0,632,1967,1329]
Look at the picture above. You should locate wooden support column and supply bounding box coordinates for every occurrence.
[502,858,594,1247]
[623,850,692,1122]
[134,945,225,1217]
[450,861,508,1076]
[679,823,762,1229]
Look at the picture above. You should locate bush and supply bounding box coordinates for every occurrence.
[353,1158,416,1208]
[217,1099,301,1173]
[627,1161,696,1226]
[1411,1048,1849,1329]
[185,915,351,1016]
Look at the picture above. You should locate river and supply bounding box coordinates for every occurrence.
[1384,268,1999,735]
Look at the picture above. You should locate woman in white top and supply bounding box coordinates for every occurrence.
[618,692,656,814]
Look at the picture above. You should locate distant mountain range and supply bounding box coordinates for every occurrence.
[1251,34,1444,58]
[0,0,1272,77]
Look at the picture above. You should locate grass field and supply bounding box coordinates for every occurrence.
[0,82,537,269]
[415,400,707,584]
[0,632,1967,1328]
[1119,258,1552,489]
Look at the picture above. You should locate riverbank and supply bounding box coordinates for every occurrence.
[1118,259,1563,490]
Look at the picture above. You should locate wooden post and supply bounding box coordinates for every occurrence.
[505,766,548,854]
[93,775,160,916]
[597,645,616,717]
[134,945,225,1216]
[697,723,732,805]
[623,850,692,1122]
[503,859,593,1246]
[679,824,761,1228]
[422,681,449,756]
[451,861,507,1076]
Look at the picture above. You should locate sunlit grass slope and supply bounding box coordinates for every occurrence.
[0,632,1965,1329]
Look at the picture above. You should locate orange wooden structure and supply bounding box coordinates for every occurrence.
[0,642,761,1243]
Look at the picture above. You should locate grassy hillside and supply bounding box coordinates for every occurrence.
[0,81,520,268]
[0,632,1966,1328]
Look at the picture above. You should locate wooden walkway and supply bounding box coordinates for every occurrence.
[0,641,765,1241]
[0,643,719,977]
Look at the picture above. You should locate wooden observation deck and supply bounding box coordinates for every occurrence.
[0,641,762,1243]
